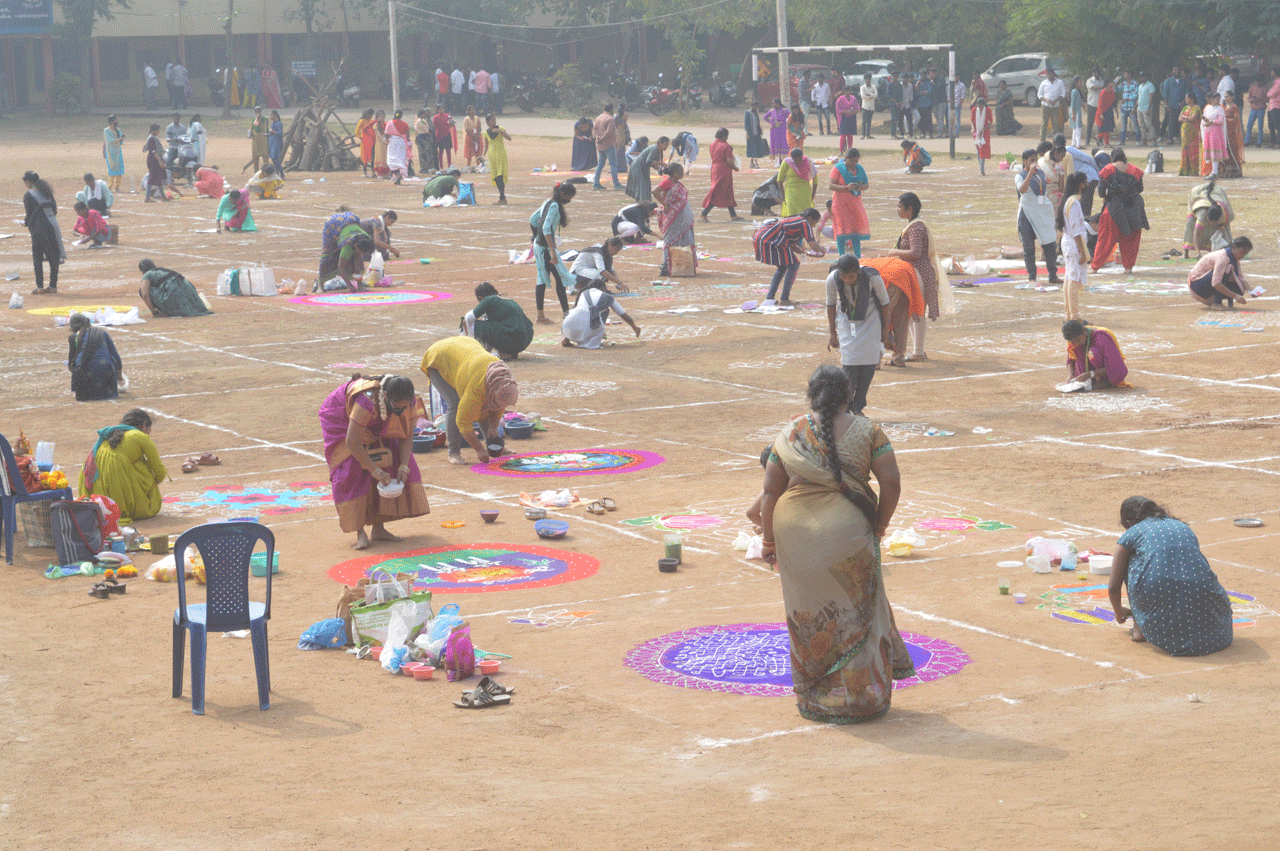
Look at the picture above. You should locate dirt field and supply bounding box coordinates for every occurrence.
[2,105,1278,850]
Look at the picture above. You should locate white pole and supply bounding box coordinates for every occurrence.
[389,0,400,114]
[948,48,956,158]
[776,0,790,108]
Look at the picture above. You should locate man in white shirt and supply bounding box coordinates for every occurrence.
[810,74,832,134]
[1085,68,1104,144]
[164,61,175,109]
[1216,66,1234,103]
[143,63,159,110]
[170,62,189,110]
[450,66,464,112]
[1038,68,1066,141]
[859,74,878,139]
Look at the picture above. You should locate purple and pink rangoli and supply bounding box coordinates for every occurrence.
[289,290,451,307]
[625,623,970,696]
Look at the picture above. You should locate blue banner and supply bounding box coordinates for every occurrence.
[0,0,51,35]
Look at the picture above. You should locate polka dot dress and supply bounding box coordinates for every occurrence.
[1116,518,1234,656]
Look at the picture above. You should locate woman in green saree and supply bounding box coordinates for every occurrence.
[759,365,915,723]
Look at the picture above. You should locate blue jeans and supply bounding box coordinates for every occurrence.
[1119,108,1139,143]
[477,92,489,114]
[593,146,621,187]
[766,261,801,301]
[1245,108,1266,145]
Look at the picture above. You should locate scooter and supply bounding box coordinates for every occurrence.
[707,72,738,106]
[167,135,200,184]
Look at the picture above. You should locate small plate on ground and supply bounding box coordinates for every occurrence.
[1233,517,1265,528]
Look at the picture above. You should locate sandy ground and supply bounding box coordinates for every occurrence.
[2,104,1279,850]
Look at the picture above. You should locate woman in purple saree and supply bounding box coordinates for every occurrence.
[319,374,430,549]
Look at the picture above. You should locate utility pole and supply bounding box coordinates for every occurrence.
[776,0,789,107]
[389,0,400,114]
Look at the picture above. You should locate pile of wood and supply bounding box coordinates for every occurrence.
[280,106,362,172]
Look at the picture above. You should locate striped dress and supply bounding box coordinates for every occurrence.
[753,215,813,267]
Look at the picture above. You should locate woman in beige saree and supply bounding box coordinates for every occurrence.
[760,365,914,722]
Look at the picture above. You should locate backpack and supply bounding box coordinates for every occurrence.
[529,199,556,242]
[919,147,933,167]
[1145,149,1164,174]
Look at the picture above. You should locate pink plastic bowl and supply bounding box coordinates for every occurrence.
[369,647,383,661]
[411,665,436,681]
[478,659,501,675]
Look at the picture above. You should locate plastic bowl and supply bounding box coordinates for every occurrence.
[505,420,534,439]
[412,436,436,453]
[411,665,435,681]
[370,647,383,661]
[1013,592,1027,603]
[480,509,500,523]
[525,506,547,520]
[1027,555,1052,574]
[377,480,405,499]
[535,519,569,539]
[477,659,501,675]
[401,663,418,677]
[1089,555,1114,575]
[658,557,679,573]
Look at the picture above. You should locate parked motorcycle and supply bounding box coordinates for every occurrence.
[167,135,200,185]
[707,72,738,106]
[336,74,360,108]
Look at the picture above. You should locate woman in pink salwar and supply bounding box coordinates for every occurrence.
[319,374,430,549]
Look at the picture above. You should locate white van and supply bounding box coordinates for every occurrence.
[980,53,1072,107]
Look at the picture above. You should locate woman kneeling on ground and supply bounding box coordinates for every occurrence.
[759,365,915,723]
[420,336,520,466]
[1110,496,1233,656]
[138,259,212,317]
[67,313,122,401]
[1062,319,1131,389]
[319,374,430,550]
[78,408,166,524]
[1187,236,1251,308]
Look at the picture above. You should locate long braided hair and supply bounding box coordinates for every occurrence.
[352,373,414,421]
[807,364,852,485]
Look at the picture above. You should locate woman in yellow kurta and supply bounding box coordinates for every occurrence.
[78,408,167,524]
[372,109,389,177]
[778,148,819,217]
[419,336,520,466]
[484,113,511,204]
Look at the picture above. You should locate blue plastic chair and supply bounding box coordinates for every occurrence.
[0,433,74,565]
[171,521,274,715]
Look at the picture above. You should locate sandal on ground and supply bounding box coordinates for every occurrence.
[454,689,511,709]
[601,497,616,512]
[89,579,119,598]
[586,500,606,515]
[476,675,514,696]
[198,452,221,466]
[181,457,200,473]
[30,287,44,295]
[905,353,928,362]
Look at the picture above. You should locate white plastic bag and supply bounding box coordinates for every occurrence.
[379,600,417,672]
[1025,537,1073,560]
[8,292,22,309]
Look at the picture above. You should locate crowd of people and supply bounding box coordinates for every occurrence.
[28,64,1255,729]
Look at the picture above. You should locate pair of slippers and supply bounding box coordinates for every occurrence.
[454,675,514,709]
[89,578,127,598]
[586,497,617,515]
[181,452,220,474]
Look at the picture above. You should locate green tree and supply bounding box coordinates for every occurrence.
[54,0,130,108]
[1004,0,1219,74]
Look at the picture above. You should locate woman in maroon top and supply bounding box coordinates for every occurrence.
[700,127,741,223]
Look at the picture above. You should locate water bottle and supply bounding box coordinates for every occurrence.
[34,441,54,472]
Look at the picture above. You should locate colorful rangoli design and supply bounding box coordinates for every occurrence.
[162,481,331,516]
[621,513,727,532]
[625,623,971,696]
[327,544,599,593]
[289,290,451,306]
[26,304,133,316]
[914,515,1015,533]
[471,448,665,478]
[1037,582,1269,627]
